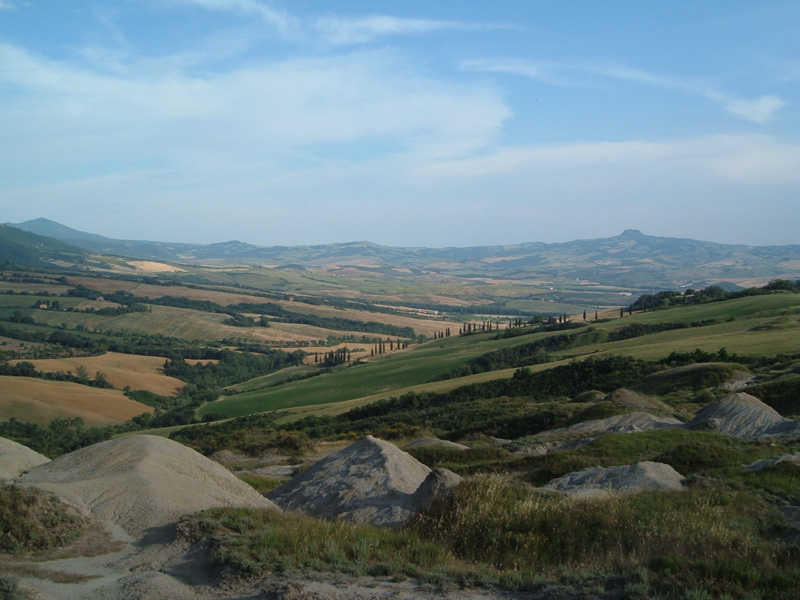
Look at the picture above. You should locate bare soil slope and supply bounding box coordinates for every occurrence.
[269,436,461,527]
[544,461,686,497]
[687,392,800,438]
[0,436,49,479]
[18,435,279,536]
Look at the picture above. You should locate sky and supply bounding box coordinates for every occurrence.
[1,1,799,248]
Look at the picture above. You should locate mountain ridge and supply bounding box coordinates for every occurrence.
[6,218,800,290]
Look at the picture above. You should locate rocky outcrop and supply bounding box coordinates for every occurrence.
[268,435,462,527]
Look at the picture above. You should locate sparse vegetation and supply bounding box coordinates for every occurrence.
[183,473,800,598]
[0,485,88,554]
[180,508,463,580]
[3,254,800,597]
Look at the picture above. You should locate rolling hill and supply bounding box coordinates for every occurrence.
[0,223,87,267]
[9,219,800,290]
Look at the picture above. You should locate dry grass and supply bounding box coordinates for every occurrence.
[0,376,152,426]
[0,562,95,584]
[22,352,184,396]
[34,305,415,345]
[63,273,456,336]
[126,260,186,273]
[65,276,274,305]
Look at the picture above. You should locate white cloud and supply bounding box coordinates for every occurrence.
[173,1,506,46]
[0,42,509,176]
[313,15,505,46]
[724,95,787,123]
[412,135,800,191]
[172,0,299,38]
[463,59,787,124]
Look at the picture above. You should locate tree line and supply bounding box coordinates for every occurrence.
[629,279,800,312]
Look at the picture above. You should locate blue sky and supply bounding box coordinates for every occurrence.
[1,1,799,247]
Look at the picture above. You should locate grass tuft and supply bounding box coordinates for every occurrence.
[0,485,88,555]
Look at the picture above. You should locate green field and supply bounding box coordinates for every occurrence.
[200,292,800,420]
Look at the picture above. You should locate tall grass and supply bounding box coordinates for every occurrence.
[411,474,799,598]
[181,508,470,582]
[187,471,800,597]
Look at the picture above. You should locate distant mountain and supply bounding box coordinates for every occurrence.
[0,223,87,266]
[6,220,800,290]
[9,218,111,244]
[7,218,202,261]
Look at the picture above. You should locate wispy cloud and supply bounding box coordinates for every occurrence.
[313,15,510,46]
[172,0,300,38]
[414,134,800,186]
[463,59,788,124]
[0,0,16,10]
[174,0,507,46]
[0,42,509,174]
[723,95,787,123]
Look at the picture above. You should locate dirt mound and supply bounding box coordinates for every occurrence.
[268,435,461,527]
[550,411,682,437]
[544,461,685,497]
[718,370,756,392]
[405,437,469,451]
[18,435,278,536]
[744,453,800,471]
[686,392,800,438]
[604,388,671,412]
[632,363,746,396]
[0,436,49,480]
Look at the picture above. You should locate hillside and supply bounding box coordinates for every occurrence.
[3,263,800,598]
[0,223,87,267]
[9,219,800,290]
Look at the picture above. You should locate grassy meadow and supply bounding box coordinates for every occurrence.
[201,292,800,421]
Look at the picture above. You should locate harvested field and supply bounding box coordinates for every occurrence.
[0,282,66,295]
[63,276,451,336]
[33,305,412,345]
[0,376,152,426]
[65,276,271,305]
[126,261,186,273]
[22,353,184,396]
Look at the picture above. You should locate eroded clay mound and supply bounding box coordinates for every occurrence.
[550,411,682,436]
[0,436,49,480]
[405,437,469,451]
[18,435,278,536]
[686,392,800,438]
[544,461,685,497]
[269,435,461,527]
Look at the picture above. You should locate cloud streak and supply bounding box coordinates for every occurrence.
[173,0,507,47]
[313,15,511,46]
[463,59,788,123]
